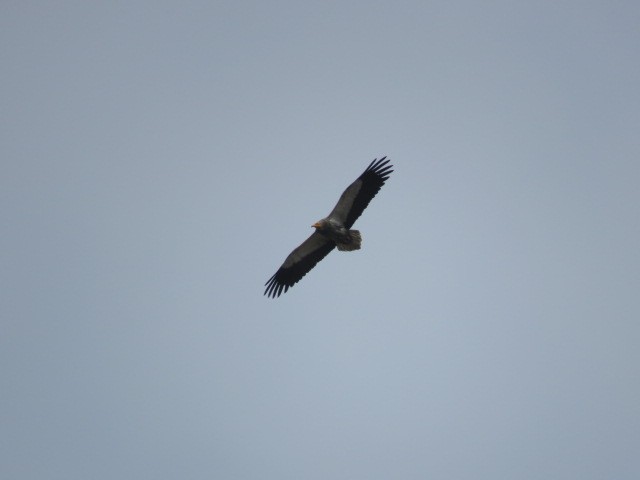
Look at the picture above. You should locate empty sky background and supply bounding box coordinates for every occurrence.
[2,1,639,479]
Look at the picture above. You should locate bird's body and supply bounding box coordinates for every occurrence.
[312,218,361,251]
[264,157,393,298]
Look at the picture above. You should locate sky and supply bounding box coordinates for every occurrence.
[2,1,639,479]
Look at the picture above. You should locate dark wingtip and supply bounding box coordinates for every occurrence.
[365,157,393,183]
[264,273,290,298]
[264,274,280,298]
[367,157,392,171]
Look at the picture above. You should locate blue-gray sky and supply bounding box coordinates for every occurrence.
[2,1,639,479]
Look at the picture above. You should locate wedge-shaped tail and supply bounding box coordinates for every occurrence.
[337,230,361,251]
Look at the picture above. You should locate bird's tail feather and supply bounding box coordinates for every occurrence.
[337,230,362,251]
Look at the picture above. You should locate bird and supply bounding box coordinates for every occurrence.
[264,157,393,298]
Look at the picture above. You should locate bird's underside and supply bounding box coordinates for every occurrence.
[264,157,393,298]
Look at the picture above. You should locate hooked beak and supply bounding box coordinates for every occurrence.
[312,222,322,229]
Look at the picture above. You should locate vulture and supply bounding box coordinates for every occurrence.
[264,157,393,298]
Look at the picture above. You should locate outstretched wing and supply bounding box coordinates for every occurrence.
[328,157,393,229]
[264,231,335,298]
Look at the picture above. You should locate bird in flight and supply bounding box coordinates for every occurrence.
[264,157,393,298]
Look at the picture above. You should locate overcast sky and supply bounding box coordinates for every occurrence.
[2,1,639,479]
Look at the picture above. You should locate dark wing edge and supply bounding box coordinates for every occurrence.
[264,232,335,298]
[330,157,393,229]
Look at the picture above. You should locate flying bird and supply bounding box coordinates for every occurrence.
[264,157,393,298]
